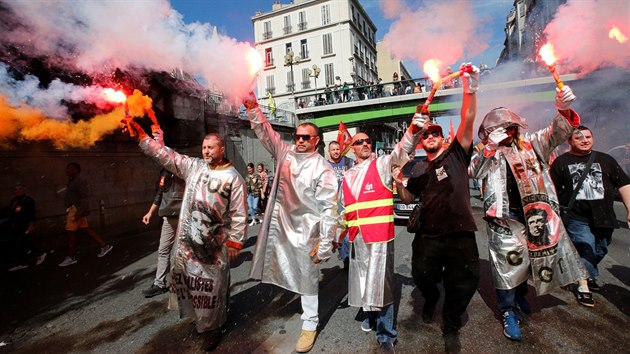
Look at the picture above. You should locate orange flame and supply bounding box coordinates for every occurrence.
[423,59,442,82]
[102,88,127,103]
[539,43,558,66]
[609,26,628,43]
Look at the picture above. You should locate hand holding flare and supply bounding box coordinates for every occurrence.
[539,43,565,89]
[418,63,474,115]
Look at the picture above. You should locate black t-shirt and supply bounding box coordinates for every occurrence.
[551,151,630,228]
[406,138,478,236]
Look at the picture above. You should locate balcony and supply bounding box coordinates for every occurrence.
[283,26,292,35]
[286,83,295,92]
[301,81,311,90]
[266,87,276,95]
[298,22,307,31]
[263,31,272,40]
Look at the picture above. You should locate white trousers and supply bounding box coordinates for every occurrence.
[300,294,319,331]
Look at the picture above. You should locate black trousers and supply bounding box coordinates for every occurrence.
[411,231,480,334]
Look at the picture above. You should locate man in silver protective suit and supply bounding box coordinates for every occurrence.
[243,92,338,353]
[125,122,247,351]
[338,112,423,353]
[469,85,589,342]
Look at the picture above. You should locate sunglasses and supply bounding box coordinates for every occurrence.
[294,134,317,141]
[353,138,372,146]
[421,131,441,139]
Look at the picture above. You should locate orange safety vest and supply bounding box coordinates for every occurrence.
[342,159,394,244]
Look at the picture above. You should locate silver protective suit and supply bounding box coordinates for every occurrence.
[140,137,247,332]
[341,130,418,309]
[469,112,587,295]
[246,107,338,296]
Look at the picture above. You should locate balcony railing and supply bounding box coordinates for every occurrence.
[286,83,295,92]
[283,26,292,35]
[265,87,276,95]
[298,22,307,31]
[301,81,311,90]
[263,31,272,40]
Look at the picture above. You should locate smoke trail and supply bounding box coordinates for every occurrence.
[544,0,630,75]
[380,0,489,72]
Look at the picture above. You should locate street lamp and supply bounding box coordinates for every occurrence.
[308,64,321,99]
[284,50,300,93]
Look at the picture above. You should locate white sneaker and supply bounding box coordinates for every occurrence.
[9,264,29,271]
[36,252,47,266]
[97,244,113,258]
[58,256,77,267]
[248,220,256,226]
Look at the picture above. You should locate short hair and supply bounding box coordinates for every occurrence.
[247,162,254,169]
[574,125,591,134]
[257,162,264,169]
[525,208,548,221]
[204,133,225,148]
[297,122,320,137]
[67,162,81,172]
[328,141,341,148]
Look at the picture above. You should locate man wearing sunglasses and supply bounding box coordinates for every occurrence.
[338,106,426,352]
[243,92,338,353]
[395,63,479,353]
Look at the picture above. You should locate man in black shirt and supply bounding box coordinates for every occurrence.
[395,63,479,354]
[551,126,630,291]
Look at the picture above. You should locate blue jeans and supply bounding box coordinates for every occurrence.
[497,281,528,313]
[247,194,260,219]
[366,303,397,344]
[565,217,612,279]
[338,235,350,261]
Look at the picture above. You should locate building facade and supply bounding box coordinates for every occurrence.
[252,0,378,111]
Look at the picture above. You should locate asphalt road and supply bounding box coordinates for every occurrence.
[1,197,629,353]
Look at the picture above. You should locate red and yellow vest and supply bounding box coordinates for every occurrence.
[342,159,394,244]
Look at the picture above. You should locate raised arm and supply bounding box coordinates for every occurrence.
[457,63,479,149]
[243,91,290,159]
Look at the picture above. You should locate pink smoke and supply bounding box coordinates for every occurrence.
[381,0,488,73]
[543,0,630,75]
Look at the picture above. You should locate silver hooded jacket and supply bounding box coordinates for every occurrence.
[246,107,339,296]
[340,130,419,309]
[469,111,587,294]
[140,137,247,332]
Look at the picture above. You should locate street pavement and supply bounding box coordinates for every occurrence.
[1,195,629,354]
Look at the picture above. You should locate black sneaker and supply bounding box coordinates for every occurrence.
[587,278,601,292]
[443,332,461,354]
[142,284,168,298]
[576,291,595,307]
[203,331,223,352]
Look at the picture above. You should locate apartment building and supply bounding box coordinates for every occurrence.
[251,0,378,111]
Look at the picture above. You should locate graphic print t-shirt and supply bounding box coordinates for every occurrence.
[551,152,630,228]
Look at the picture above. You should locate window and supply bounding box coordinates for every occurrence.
[265,75,275,94]
[283,15,292,35]
[286,71,295,92]
[351,6,356,22]
[263,21,272,40]
[286,43,292,55]
[265,48,273,67]
[321,4,330,25]
[324,63,334,86]
[300,39,308,59]
[298,11,307,30]
[322,33,333,55]
[301,68,311,89]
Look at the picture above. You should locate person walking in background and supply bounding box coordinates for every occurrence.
[469,85,589,342]
[58,163,112,267]
[7,183,46,271]
[326,140,354,270]
[395,64,480,353]
[551,125,630,293]
[243,91,338,353]
[257,163,269,215]
[245,162,262,226]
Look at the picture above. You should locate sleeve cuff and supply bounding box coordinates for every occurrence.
[226,240,243,250]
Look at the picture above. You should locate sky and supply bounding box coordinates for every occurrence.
[170,0,514,77]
